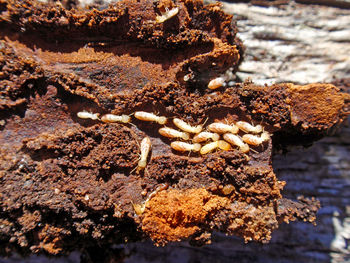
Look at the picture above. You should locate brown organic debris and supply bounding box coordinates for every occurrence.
[0,0,349,256]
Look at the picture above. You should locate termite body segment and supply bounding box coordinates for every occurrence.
[200,140,231,155]
[208,77,226,90]
[218,140,231,151]
[133,183,169,216]
[223,133,249,153]
[132,202,145,216]
[173,118,203,134]
[77,111,99,120]
[159,127,190,140]
[242,132,270,146]
[155,7,179,23]
[134,111,167,125]
[138,137,152,169]
[193,132,220,143]
[101,114,131,123]
[236,121,263,134]
[208,122,239,134]
[145,183,169,203]
[171,141,201,152]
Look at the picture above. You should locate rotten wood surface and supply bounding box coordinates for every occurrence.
[2,0,350,262]
[118,2,350,262]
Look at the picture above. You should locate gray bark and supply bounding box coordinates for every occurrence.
[227,1,350,85]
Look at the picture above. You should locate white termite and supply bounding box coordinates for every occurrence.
[208,122,239,134]
[132,202,145,216]
[223,133,249,153]
[159,127,190,140]
[242,132,270,146]
[200,140,231,155]
[173,118,203,134]
[138,137,152,169]
[77,111,99,120]
[170,141,201,152]
[155,7,179,23]
[192,132,220,143]
[100,114,131,123]
[145,183,169,203]
[208,76,226,90]
[236,121,263,134]
[133,183,169,216]
[134,111,167,125]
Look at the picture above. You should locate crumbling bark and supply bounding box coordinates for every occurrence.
[117,2,350,263]
[0,0,349,262]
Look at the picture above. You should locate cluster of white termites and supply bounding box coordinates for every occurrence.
[162,117,269,155]
[77,110,270,170]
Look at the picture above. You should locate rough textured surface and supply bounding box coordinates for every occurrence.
[0,0,349,262]
[228,1,350,85]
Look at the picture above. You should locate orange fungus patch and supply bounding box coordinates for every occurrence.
[141,188,229,245]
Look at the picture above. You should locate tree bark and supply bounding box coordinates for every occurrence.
[118,2,350,263]
[2,1,350,262]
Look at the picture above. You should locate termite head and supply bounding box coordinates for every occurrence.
[193,143,201,152]
[261,131,270,141]
[218,140,231,151]
[121,115,131,123]
[194,125,203,134]
[212,133,220,141]
[255,124,263,133]
[138,159,147,169]
[181,132,190,140]
[240,144,249,153]
[158,116,167,125]
[132,202,145,216]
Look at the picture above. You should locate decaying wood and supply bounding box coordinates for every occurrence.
[119,2,350,263]
[1,0,350,262]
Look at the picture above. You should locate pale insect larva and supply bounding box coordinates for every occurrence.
[223,133,249,153]
[138,137,152,169]
[173,118,203,134]
[145,183,169,203]
[100,114,131,123]
[155,7,179,23]
[159,127,190,140]
[200,140,231,155]
[170,141,201,152]
[77,111,99,120]
[208,76,226,90]
[236,121,263,134]
[134,111,167,125]
[242,132,270,146]
[132,202,145,216]
[207,122,239,134]
[133,183,169,216]
[192,132,220,143]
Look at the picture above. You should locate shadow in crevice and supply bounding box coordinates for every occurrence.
[2,26,214,72]
[0,77,47,122]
